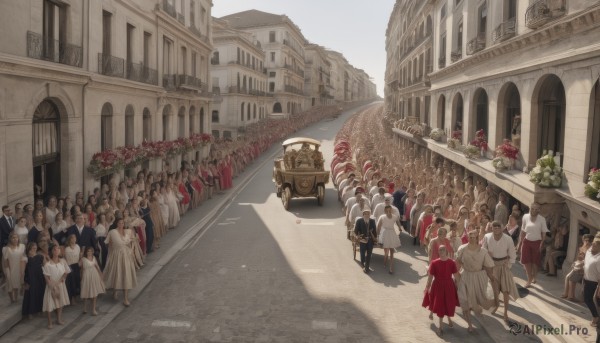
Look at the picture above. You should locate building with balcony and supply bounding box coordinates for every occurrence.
[385,0,600,267]
[0,0,214,205]
[210,17,270,139]
[220,10,308,115]
[305,44,335,106]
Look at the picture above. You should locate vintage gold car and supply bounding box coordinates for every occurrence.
[273,137,330,210]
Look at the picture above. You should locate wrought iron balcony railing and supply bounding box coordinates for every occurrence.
[450,49,462,62]
[492,18,516,43]
[27,31,83,68]
[98,53,125,77]
[466,33,486,55]
[162,0,176,18]
[438,56,446,69]
[284,85,304,95]
[126,62,158,85]
[163,74,176,90]
[525,0,566,29]
[177,74,203,90]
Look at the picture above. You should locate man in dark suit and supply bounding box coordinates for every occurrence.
[66,213,97,252]
[354,208,377,273]
[1,205,15,276]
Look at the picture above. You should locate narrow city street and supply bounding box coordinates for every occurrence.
[86,103,492,343]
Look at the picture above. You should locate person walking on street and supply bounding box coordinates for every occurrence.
[377,205,401,274]
[423,245,460,336]
[482,221,519,322]
[354,209,377,274]
[582,235,600,327]
[516,203,549,288]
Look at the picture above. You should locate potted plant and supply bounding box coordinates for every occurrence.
[492,139,519,171]
[447,130,462,149]
[470,129,488,157]
[584,168,600,202]
[463,144,480,159]
[429,128,445,141]
[529,152,563,188]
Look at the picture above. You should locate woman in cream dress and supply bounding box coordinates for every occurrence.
[455,230,496,332]
[2,232,27,302]
[42,244,70,329]
[158,184,171,229]
[165,182,181,229]
[103,218,137,306]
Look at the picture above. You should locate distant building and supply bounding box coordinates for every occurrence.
[305,44,335,107]
[211,17,270,139]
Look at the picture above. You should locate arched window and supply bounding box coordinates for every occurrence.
[533,74,565,161]
[125,105,134,146]
[253,104,257,119]
[101,103,113,150]
[200,108,205,134]
[437,95,446,130]
[473,88,489,137]
[247,103,251,120]
[452,93,463,134]
[497,82,521,143]
[33,99,63,197]
[587,80,600,172]
[240,102,245,121]
[273,102,282,113]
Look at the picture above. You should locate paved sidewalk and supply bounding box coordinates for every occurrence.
[0,145,278,343]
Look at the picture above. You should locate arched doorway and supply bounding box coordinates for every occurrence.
[437,95,446,130]
[497,82,521,144]
[33,100,61,199]
[533,74,565,161]
[240,102,245,121]
[473,88,488,137]
[451,92,464,134]
[273,102,282,113]
[178,106,186,138]
[142,108,151,142]
[125,105,134,146]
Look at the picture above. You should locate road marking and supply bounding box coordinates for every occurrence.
[300,269,325,274]
[241,265,246,268]
[217,222,234,225]
[311,320,337,330]
[225,217,240,221]
[237,202,252,205]
[300,221,335,226]
[151,320,192,328]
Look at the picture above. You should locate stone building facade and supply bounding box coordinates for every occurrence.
[385,0,600,266]
[305,44,335,107]
[0,0,214,205]
[210,17,270,139]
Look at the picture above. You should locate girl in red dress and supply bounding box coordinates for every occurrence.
[423,245,460,336]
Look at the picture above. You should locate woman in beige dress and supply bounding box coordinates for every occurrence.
[455,230,497,332]
[2,232,26,302]
[80,246,105,315]
[42,244,70,329]
[103,218,137,306]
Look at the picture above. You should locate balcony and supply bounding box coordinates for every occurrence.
[525,0,566,29]
[189,26,210,44]
[177,74,203,91]
[466,33,486,55]
[450,49,462,62]
[492,18,516,43]
[438,56,446,69]
[98,53,125,77]
[27,31,83,68]
[126,62,158,85]
[161,0,176,18]
[284,85,304,95]
[283,64,305,78]
[228,86,247,94]
[282,39,304,58]
[163,74,176,90]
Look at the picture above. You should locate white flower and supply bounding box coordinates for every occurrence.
[533,166,542,174]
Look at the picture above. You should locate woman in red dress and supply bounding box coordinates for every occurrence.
[418,205,434,247]
[423,245,460,336]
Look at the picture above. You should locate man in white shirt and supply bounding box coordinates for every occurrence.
[516,202,549,287]
[483,221,519,322]
[371,187,387,211]
[338,173,355,200]
[583,235,600,327]
[373,197,400,224]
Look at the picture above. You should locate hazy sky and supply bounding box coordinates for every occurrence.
[212,0,396,97]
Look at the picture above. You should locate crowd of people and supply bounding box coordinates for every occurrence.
[0,103,355,330]
[334,104,598,335]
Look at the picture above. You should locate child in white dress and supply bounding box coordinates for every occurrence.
[79,247,105,315]
[43,244,70,329]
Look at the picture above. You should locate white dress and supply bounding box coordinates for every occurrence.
[377,215,401,248]
[42,259,71,312]
[80,257,106,298]
[15,226,29,245]
[2,244,26,291]
[165,189,181,228]
[158,194,170,227]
